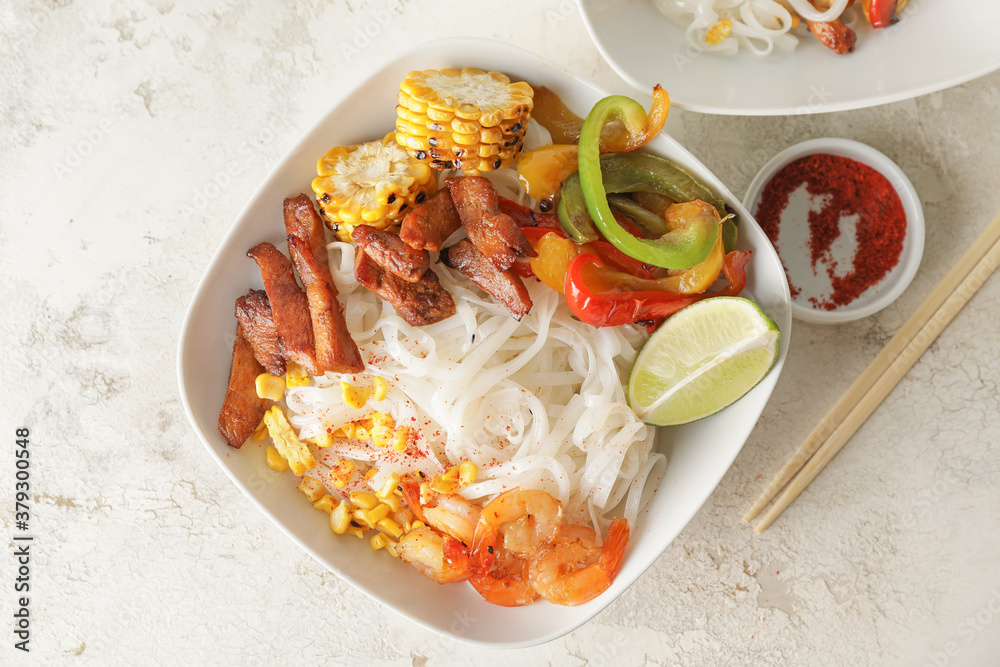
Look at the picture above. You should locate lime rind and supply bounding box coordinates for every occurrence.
[627,297,780,427]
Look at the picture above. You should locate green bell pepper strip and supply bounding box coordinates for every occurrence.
[606,194,670,237]
[559,151,738,264]
[567,96,721,269]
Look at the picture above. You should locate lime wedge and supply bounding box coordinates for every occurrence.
[627,297,780,426]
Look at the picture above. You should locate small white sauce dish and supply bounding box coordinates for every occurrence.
[744,137,924,324]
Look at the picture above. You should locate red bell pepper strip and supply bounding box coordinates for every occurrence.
[564,250,751,328]
[498,197,536,228]
[867,0,899,28]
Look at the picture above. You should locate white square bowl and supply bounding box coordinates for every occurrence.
[176,37,792,648]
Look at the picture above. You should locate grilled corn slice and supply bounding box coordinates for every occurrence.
[395,68,533,173]
[263,406,317,476]
[312,132,437,241]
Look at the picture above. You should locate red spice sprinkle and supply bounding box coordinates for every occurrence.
[755,153,906,310]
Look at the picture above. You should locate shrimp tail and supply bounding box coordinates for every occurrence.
[442,536,471,579]
[469,524,497,573]
[398,475,428,524]
[600,517,630,578]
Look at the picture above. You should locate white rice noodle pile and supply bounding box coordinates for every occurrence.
[285,237,664,533]
[652,0,850,55]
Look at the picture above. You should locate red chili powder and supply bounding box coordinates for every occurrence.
[755,153,907,310]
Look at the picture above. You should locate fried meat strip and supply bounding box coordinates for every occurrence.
[354,249,456,326]
[218,322,270,449]
[247,242,317,374]
[352,224,430,282]
[400,189,462,252]
[283,194,331,276]
[441,239,533,321]
[234,289,285,376]
[446,177,536,271]
[287,235,364,374]
[807,18,856,54]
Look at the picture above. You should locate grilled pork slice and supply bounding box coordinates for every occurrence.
[234,289,285,376]
[400,189,462,252]
[441,239,532,321]
[355,249,456,326]
[287,235,364,374]
[218,322,270,448]
[352,224,430,283]
[446,176,536,271]
[247,242,317,374]
[283,194,331,276]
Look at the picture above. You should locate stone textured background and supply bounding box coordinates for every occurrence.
[2,1,999,665]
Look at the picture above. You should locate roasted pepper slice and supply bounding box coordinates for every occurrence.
[564,251,751,328]
[864,0,906,28]
[560,147,734,268]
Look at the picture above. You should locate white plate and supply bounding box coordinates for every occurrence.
[176,37,791,648]
[579,0,1000,115]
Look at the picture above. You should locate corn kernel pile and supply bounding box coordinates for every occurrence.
[251,364,482,559]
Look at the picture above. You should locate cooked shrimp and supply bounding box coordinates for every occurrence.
[398,474,428,524]
[470,489,563,571]
[396,526,471,584]
[527,517,630,606]
[559,523,597,542]
[423,494,481,545]
[468,543,539,607]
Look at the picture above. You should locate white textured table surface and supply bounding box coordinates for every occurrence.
[4,1,1000,665]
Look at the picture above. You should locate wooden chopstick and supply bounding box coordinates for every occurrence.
[745,212,1000,530]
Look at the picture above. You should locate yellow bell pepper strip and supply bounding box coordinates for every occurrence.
[564,250,752,328]
[526,227,661,292]
[559,149,731,268]
[517,144,580,207]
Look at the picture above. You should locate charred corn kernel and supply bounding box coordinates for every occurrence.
[252,420,269,441]
[404,518,425,533]
[391,427,411,452]
[328,459,355,489]
[263,406,317,476]
[377,473,401,499]
[430,476,459,495]
[341,382,371,409]
[265,446,289,472]
[341,422,356,439]
[347,526,366,539]
[352,508,373,528]
[441,466,460,482]
[789,13,800,28]
[350,491,379,510]
[330,501,351,534]
[353,424,371,441]
[395,68,533,173]
[704,18,733,45]
[284,361,309,387]
[376,518,404,540]
[458,461,478,487]
[370,533,388,551]
[255,373,285,401]
[312,133,437,242]
[367,503,391,524]
[313,494,337,513]
[298,477,326,503]
[305,430,334,448]
[364,467,377,481]
[372,376,389,401]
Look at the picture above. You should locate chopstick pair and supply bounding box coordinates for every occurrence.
[745,212,1000,533]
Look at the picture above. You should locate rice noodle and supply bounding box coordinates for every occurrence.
[652,0,849,55]
[284,246,660,529]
